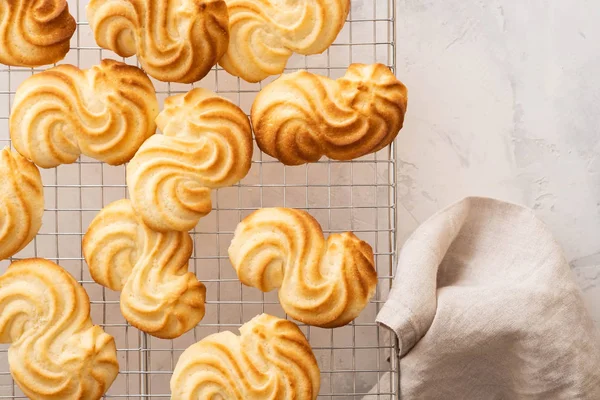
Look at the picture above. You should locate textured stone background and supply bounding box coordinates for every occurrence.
[395,0,600,328]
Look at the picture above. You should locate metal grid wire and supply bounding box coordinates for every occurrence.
[0,0,398,398]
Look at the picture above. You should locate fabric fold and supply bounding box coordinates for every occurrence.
[377,197,600,399]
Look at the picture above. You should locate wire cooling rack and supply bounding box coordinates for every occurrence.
[0,0,399,398]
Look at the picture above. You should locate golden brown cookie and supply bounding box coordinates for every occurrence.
[87,0,229,83]
[228,208,378,328]
[0,148,43,261]
[10,59,158,168]
[171,314,320,399]
[0,0,76,66]
[83,199,206,339]
[220,0,349,82]
[127,88,253,232]
[251,63,408,165]
[0,259,119,399]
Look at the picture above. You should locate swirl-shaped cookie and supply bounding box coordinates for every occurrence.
[127,88,253,232]
[87,0,229,83]
[171,314,320,399]
[228,208,377,328]
[0,148,43,261]
[83,199,206,339]
[251,63,408,165]
[0,0,76,67]
[220,0,349,83]
[10,59,159,169]
[0,259,119,400]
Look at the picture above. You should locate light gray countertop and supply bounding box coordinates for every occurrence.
[395,0,600,326]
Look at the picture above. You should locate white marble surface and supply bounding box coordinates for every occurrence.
[395,0,600,326]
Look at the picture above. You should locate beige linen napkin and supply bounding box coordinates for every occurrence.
[377,197,600,399]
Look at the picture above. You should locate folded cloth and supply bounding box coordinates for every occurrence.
[376,197,600,399]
